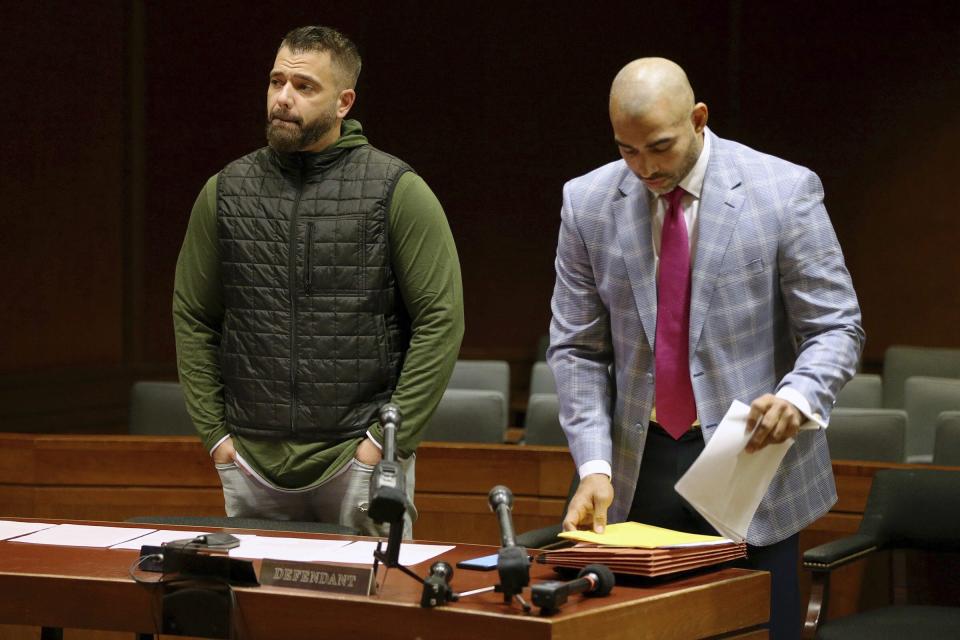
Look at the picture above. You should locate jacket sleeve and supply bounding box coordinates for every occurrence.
[547,182,615,470]
[775,169,865,418]
[368,172,465,456]
[172,175,229,453]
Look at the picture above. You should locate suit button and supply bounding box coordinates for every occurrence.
[646,373,653,382]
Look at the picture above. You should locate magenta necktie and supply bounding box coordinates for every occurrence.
[655,187,697,439]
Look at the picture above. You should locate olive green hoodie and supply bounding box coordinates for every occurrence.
[173,119,464,488]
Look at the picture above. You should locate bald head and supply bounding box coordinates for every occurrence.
[608,58,708,194]
[610,58,695,122]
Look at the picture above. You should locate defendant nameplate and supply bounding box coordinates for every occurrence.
[260,559,374,595]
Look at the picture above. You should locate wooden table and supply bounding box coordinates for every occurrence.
[0,520,769,640]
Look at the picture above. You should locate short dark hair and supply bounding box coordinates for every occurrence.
[280,25,361,89]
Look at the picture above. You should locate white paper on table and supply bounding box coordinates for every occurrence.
[11,524,156,548]
[675,400,814,542]
[110,529,213,550]
[228,535,352,562]
[0,521,58,541]
[307,540,455,566]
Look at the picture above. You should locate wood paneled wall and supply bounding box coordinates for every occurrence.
[1,2,958,431]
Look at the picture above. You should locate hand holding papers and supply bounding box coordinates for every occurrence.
[539,522,746,577]
[674,399,820,542]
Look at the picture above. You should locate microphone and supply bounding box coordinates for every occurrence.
[531,563,615,613]
[488,485,530,605]
[420,561,459,607]
[368,403,407,525]
[488,485,517,548]
[379,402,400,463]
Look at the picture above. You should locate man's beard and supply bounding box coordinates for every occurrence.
[265,108,337,153]
[648,141,702,195]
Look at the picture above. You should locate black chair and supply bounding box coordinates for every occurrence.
[802,468,960,639]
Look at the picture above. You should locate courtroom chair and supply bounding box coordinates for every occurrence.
[882,345,960,409]
[422,388,506,443]
[903,376,960,463]
[833,374,883,409]
[126,515,359,536]
[528,361,557,395]
[524,393,567,446]
[128,380,195,436]
[802,468,960,639]
[932,411,960,466]
[447,359,510,405]
[825,408,906,463]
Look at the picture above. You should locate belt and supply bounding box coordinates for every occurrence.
[649,410,700,432]
[649,420,701,434]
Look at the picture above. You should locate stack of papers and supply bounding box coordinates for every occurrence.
[538,522,746,577]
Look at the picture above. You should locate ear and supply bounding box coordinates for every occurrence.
[337,88,356,119]
[691,102,708,133]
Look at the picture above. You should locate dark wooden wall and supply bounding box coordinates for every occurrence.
[2,1,958,432]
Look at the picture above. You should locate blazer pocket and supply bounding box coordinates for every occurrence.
[716,257,766,289]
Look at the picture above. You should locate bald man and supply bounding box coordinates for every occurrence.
[548,58,863,639]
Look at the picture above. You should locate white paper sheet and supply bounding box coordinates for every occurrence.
[303,541,455,566]
[0,521,58,541]
[228,535,352,561]
[110,529,213,550]
[11,524,156,548]
[675,400,805,542]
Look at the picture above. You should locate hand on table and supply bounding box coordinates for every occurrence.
[562,473,614,534]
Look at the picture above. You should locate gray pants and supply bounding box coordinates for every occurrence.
[215,455,417,538]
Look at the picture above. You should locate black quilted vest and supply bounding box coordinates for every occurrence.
[216,144,412,441]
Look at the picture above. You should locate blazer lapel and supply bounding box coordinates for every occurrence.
[689,134,745,354]
[614,173,658,350]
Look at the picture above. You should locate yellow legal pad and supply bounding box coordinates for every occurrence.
[558,521,731,549]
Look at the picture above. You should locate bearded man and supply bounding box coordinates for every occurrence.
[173,25,464,537]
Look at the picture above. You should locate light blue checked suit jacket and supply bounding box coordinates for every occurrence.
[548,130,864,546]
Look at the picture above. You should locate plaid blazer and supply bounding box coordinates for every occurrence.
[548,130,864,546]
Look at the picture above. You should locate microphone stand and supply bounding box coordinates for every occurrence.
[488,485,532,612]
[368,404,458,607]
[369,403,409,584]
[494,547,532,612]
